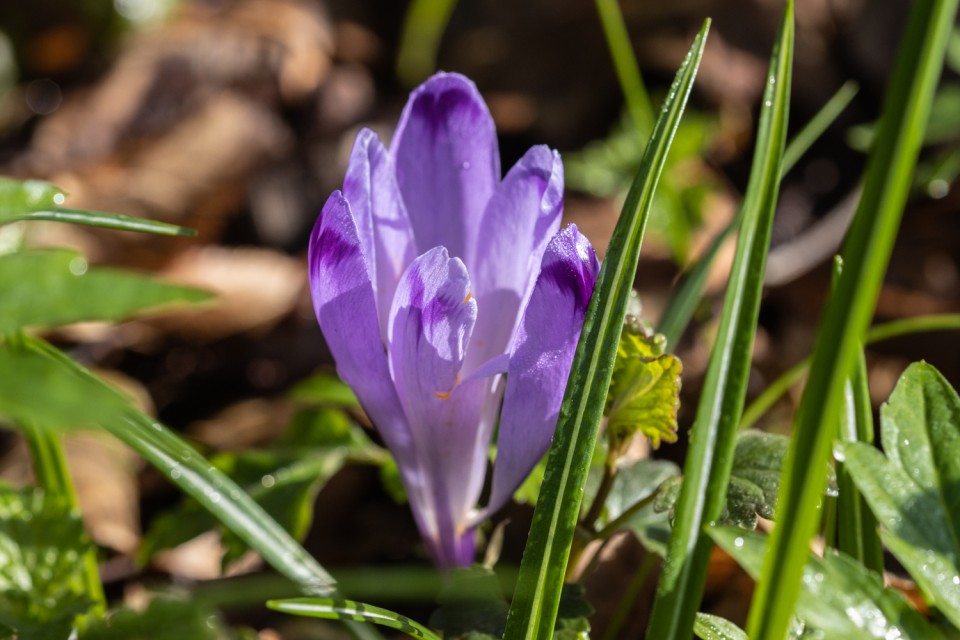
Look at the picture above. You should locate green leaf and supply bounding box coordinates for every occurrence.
[80,597,228,640]
[711,527,942,640]
[268,598,441,640]
[606,329,682,449]
[838,361,960,629]
[693,613,748,640]
[749,0,960,634]
[0,178,195,236]
[429,568,509,639]
[0,249,211,333]
[289,372,360,408]
[501,21,709,640]
[654,431,792,529]
[591,457,678,556]
[0,485,96,640]
[0,334,336,595]
[647,5,792,637]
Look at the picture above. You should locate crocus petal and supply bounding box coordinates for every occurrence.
[390,72,499,262]
[388,246,480,566]
[342,128,416,340]
[308,191,430,535]
[465,145,564,371]
[479,224,600,520]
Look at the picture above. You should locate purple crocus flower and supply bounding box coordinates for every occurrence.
[309,72,600,567]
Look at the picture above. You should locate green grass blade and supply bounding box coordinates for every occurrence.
[22,423,106,616]
[740,313,960,429]
[501,21,710,640]
[656,78,855,348]
[0,334,337,596]
[594,0,655,137]
[746,0,960,637]
[647,6,793,636]
[18,208,196,237]
[268,598,440,640]
[835,350,883,574]
[395,0,458,87]
[645,5,792,639]
[781,80,858,172]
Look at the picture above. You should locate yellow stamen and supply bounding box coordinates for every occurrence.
[433,373,461,400]
[464,291,473,303]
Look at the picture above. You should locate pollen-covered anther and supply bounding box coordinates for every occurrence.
[434,373,461,400]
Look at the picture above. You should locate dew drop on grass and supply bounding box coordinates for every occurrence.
[952,575,959,585]
[734,537,744,548]
[68,256,88,276]
[261,474,276,488]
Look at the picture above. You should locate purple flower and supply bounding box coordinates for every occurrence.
[309,72,599,567]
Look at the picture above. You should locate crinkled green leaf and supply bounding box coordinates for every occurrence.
[654,431,793,529]
[693,613,748,640]
[606,329,682,449]
[79,596,228,640]
[711,527,942,640]
[0,484,96,640]
[837,361,960,629]
[0,249,211,333]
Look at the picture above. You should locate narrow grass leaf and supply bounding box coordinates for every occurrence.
[501,21,710,640]
[0,334,337,596]
[0,179,195,236]
[395,0,458,87]
[657,75,853,348]
[0,249,211,333]
[645,5,792,639]
[740,313,960,430]
[746,0,960,637]
[834,351,883,573]
[268,598,441,640]
[17,208,196,237]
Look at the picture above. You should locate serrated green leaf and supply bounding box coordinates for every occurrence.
[838,361,960,629]
[693,613,748,640]
[0,334,336,594]
[79,597,228,640]
[606,330,682,449]
[711,527,942,640]
[0,249,211,333]
[268,598,440,640]
[0,485,95,640]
